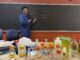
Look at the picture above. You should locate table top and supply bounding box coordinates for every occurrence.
[0,42,80,60]
[0,53,80,60]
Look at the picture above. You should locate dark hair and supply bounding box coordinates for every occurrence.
[22,6,29,10]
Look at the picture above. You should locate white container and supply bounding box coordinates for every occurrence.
[54,37,62,48]
[54,37,62,54]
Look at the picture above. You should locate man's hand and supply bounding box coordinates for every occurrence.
[28,18,36,23]
[33,18,36,23]
[28,19,32,22]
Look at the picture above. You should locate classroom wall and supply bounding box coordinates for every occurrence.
[0,0,80,4]
[1,4,80,30]
[1,0,80,41]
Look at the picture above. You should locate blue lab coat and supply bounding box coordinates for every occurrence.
[19,13,31,38]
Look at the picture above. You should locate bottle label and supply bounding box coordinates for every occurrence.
[19,52,26,57]
[10,52,16,58]
[72,45,77,50]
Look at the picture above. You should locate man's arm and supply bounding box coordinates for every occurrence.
[19,15,27,26]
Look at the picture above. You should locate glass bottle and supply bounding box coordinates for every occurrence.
[18,44,26,60]
[9,45,16,60]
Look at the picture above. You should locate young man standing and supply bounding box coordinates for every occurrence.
[19,6,36,38]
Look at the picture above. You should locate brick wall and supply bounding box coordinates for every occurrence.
[2,31,80,42]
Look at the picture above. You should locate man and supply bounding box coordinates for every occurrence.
[19,6,36,38]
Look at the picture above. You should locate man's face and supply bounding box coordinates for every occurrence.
[23,8,29,15]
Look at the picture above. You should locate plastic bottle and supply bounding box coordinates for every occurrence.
[45,39,49,48]
[44,39,49,55]
[56,48,62,60]
[51,40,55,54]
[45,39,48,43]
[9,45,16,60]
[52,40,55,54]
[71,39,78,57]
[35,39,39,46]
[49,42,54,53]
[35,39,40,54]
[49,40,55,60]
[78,40,80,57]
[54,37,62,60]
[35,39,42,60]
[54,37,62,54]
[54,37,62,49]
[35,39,40,51]
[62,47,67,60]
[18,44,26,60]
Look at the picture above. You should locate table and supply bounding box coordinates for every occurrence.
[0,42,80,60]
[0,53,80,60]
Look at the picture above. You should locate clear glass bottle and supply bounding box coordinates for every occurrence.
[9,45,16,60]
[18,44,26,60]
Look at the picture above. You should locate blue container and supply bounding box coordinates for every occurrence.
[0,46,9,55]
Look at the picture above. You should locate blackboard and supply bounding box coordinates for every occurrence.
[0,4,80,30]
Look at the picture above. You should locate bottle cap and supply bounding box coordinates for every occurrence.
[20,45,25,50]
[35,39,39,42]
[45,39,48,42]
[9,45,15,50]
